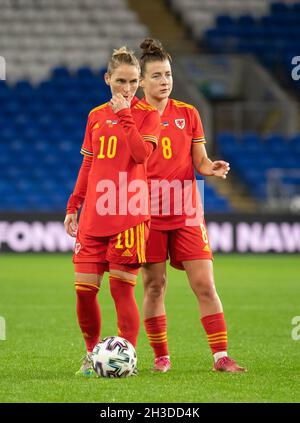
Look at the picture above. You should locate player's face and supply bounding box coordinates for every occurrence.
[140,60,173,101]
[105,64,140,103]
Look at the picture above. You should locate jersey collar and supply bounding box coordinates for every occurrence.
[130,96,140,108]
[141,97,171,116]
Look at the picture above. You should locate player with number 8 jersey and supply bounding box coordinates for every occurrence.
[139,38,246,374]
[146,97,207,235]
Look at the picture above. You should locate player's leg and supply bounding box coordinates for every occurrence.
[183,259,223,316]
[143,262,167,318]
[109,264,140,348]
[72,230,107,376]
[142,228,170,372]
[183,259,246,372]
[142,262,170,372]
[75,266,103,353]
[171,225,246,373]
[74,264,104,377]
[106,222,148,349]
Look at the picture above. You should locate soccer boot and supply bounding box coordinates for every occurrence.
[213,356,247,373]
[75,352,97,377]
[153,356,171,373]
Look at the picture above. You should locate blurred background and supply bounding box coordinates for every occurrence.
[0,0,299,253]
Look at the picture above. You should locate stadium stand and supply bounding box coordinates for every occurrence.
[203,1,300,79]
[0,0,230,213]
[218,132,300,204]
[3,0,299,213]
[166,0,300,211]
[168,0,274,43]
[0,70,231,212]
[0,0,149,82]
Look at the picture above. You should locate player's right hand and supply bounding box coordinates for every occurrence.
[64,213,78,237]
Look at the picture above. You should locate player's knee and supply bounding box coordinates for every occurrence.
[109,278,122,299]
[199,286,218,302]
[109,272,137,301]
[75,272,101,286]
[145,274,166,299]
[193,277,217,301]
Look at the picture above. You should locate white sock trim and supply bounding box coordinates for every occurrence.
[213,351,228,363]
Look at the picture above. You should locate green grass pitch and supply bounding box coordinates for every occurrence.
[0,254,299,403]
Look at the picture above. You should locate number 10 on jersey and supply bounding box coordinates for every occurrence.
[97,136,118,159]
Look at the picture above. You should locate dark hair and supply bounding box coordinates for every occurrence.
[139,38,172,76]
[107,46,140,76]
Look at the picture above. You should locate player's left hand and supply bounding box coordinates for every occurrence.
[109,93,130,113]
[211,161,230,179]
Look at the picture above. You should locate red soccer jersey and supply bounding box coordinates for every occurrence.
[143,98,206,230]
[70,97,160,237]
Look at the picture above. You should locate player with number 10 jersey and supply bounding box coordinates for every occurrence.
[64,47,160,377]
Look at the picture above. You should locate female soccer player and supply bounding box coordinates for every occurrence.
[139,39,246,373]
[64,47,160,376]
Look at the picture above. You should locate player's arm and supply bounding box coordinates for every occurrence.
[192,142,230,179]
[64,155,92,237]
[191,106,230,178]
[64,117,93,237]
[110,94,159,164]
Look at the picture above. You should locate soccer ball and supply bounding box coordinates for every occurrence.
[92,336,137,378]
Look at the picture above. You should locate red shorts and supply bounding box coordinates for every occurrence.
[73,221,149,273]
[145,223,213,270]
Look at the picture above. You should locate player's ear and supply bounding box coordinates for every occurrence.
[139,77,144,88]
[104,72,110,86]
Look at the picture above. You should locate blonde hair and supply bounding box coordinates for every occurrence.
[107,46,140,75]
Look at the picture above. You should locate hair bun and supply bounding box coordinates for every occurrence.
[140,38,163,55]
[112,46,132,57]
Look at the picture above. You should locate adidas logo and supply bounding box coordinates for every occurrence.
[203,245,210,252]
[122,249,133,257]
[92,122,100,130]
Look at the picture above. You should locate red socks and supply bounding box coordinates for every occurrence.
[201,312,228,354]
[143,313,226,359]
[144,313,227,359]
[75,282,101,352]
[109,275,140,347]
[144,314,169,358]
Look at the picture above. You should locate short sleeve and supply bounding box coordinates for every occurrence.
[191,107,206,144]
[80,116,93,157]
[140,110,161,148]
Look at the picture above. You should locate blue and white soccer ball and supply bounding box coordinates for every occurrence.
[92,336,137,378]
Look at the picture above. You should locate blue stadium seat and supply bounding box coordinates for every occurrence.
[216,15,235,28]
[237,15,256,27]
[240,133,264,153]
[0,67,238,213]
[76,67,95,80]
[216,131,300,201]
[204,4,300,83]
[271,3,290,14]
[51,67,71,80]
